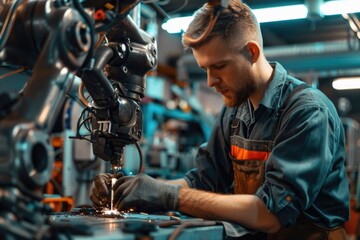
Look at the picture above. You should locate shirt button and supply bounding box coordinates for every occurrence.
[285,195,292,202]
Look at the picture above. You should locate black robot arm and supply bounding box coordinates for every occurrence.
[79,14,157,171]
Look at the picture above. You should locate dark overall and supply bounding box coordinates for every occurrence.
[229,85,346,240]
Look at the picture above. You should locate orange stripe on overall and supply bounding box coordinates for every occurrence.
[231,145,270,161]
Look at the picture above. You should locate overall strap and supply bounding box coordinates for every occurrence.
[230,107,241,136]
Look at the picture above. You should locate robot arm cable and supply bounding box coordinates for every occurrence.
[135,140,144,174]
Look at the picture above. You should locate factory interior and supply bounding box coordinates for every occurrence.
[1,0,360,239]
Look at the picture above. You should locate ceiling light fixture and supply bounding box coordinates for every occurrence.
[321,0,360,15]
[161,16,194,34]
[332,77,360,90]
[162,0,360,34]
[253,4,307,23]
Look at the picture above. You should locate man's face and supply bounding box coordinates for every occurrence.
[192,36,259,107]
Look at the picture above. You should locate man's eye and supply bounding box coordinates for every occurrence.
[214,64,225,69]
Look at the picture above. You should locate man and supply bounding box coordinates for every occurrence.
[90,1,350,239]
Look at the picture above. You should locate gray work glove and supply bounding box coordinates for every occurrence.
[90,172,123,209]
[113,173,181,212]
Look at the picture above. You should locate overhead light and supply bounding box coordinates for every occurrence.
[162,0,360,34]
[321,0,360,15]
[161,16,193,34]
[332,77,360,90]
[252,5,307,23]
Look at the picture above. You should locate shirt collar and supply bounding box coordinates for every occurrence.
[259,62,287,110]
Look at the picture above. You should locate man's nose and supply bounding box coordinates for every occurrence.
[207,73,220,88]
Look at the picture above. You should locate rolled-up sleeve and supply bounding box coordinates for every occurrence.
[256,93,348,228]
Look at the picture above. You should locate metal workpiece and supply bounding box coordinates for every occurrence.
[49,209,224,240]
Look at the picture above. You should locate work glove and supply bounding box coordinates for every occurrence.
[90,172,123,209]
[113,173,181,212]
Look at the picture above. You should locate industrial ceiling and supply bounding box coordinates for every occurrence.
[154,0,360,122]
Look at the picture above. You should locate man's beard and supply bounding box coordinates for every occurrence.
[224,77,259,107]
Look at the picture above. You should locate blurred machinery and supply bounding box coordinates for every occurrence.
[140,76,218,179]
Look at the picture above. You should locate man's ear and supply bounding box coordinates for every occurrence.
[245,41,260,63]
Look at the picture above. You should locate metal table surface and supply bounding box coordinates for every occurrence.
[48,209,224,240]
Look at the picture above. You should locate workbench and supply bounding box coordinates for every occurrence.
[48,208,224,240]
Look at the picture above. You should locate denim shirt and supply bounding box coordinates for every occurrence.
[184,62,350,228]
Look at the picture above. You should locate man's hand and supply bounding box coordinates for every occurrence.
[113,173,181,212]
[90,172,123,209]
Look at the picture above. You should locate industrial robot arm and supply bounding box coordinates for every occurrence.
[79,14,157,172]
[0,0,155,238]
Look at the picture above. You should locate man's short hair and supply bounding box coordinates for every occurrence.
[182,0,261,49]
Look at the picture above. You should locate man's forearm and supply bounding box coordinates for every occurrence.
[178,188,281,233]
